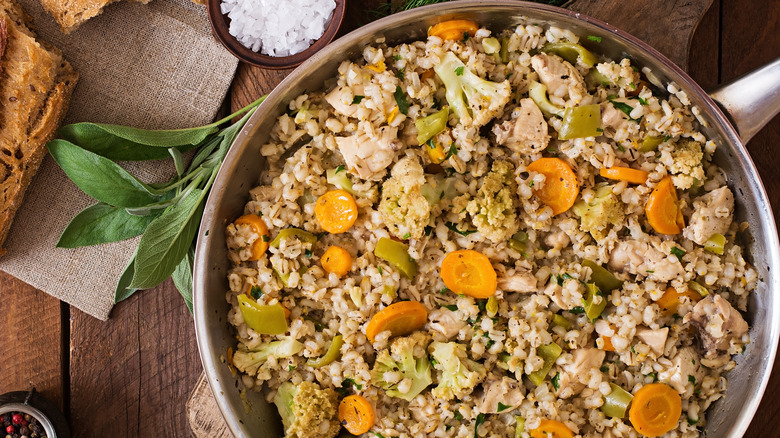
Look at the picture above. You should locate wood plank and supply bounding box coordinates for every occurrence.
[69,280,198,437]
[718,0,780,433]
[0,273,63,410]
[687,0,720,86]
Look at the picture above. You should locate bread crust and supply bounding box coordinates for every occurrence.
[0,0,78,255]
[38,0,152,34]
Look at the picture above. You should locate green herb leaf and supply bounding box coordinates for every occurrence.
[670,246,686,262]
[587,35,602,43]
[48,140,162,208]
[551,372,561,390]
[446,143,458,159]
[442,304,459,311]
[352,95,365,104]
[397,68,405,80]
[454,410,463,421]
[114,245,140,304]
[497,402,511,412]
[56,202,158,248]
[570,306,586,314]
[172,245,195,313]
[455,66,465,76]
[445,221,477,236]
[335,165,346,173]
[394,86,410,115]
[372,432,387,438]
[474,413,486,438]
[58,123,205,161]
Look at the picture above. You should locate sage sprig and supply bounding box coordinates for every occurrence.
[49,95,266,312]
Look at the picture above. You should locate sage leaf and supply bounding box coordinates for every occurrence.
[115,245,140,304]
[172,245,195,313]
[48,140,162,207]
[58,123,201,161]
[57,203,158,248]
[129,189,205,289]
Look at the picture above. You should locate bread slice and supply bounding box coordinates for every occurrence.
[0,0,78,255]
[38,0,152,34]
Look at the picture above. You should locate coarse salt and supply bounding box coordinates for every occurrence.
[221,0,336,57]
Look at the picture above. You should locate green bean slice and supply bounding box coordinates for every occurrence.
[601,383,633,418]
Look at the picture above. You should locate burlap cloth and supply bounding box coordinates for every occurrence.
[0,0,238,320]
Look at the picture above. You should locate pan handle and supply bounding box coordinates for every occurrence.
[709,58,780,144]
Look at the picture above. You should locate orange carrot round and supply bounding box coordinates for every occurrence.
[338,394,375,435]
[365,301,427,343]
[645,176,684,234]
[629,383,682,437]
[234,214,270,261]
[428,19,479,41]
[321,245,353,278]
[530,419,574,438]
[527,157,580,216]
[602,336,616,352]
[440,250,497,298]
[600,166,649,185]
[656,286,702,317]
[315,189,358,234]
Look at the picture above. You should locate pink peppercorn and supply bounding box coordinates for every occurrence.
[11,414,22,425]
[5,424,13,433]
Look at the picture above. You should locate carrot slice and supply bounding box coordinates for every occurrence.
[600,166,649,185]
[321,245,353,278]
[656,286,702,317]
[602,336,616,352]
[421,69,435,81]
[338,394,375,435]
[628,383,682,437]
[315,189,358,234]
[428,19,479,41]
[440,250,497,298]
[234,214,270,261]
[365,301,428,343]
[645,176,684,234]
[527,157,580,215]
[530,419,574,438]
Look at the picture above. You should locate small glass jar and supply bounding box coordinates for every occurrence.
[0,389,69,438]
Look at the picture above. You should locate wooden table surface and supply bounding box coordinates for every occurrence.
[0,0,778,436]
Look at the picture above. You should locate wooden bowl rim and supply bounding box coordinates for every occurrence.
[206,0,347,69]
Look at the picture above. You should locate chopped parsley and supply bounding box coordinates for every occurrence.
[497,402,511,412]
[440,287,450,295]
[587,35,602,43]
[335,165,346,173]
[455,66,465,76]
[393,86,410,115]
[552,372,561,390]
[424,226,433,236]
[646,270,655,274]
[262,235,270,242]
[340,378,362,395]
[446,143,458,159]
[378,266,383,274]
[304,249,313,258]
[610,100,640,121]
[249,285,264,299]
[617,144,626,152]
[372,432,387,438]
[454,410,463,421]
[393,54,402,61]
[485,340,495,349]
[397,68,405,80]
[664,135,672,142]
[600,365,610,373]
[351,95,365,104]
[474,413,486,438]
[288,365,296,371]
[688,375,696,385]
[670,246,686,262]
[637,96,649,106]
[403,232,411,239]
[646,372,658,382]
[445,222,477,236]
[426,138,436,149]
[570,306,586,314]
[687,417,699,426]
[462,32,470,42]
[442,304,459,311]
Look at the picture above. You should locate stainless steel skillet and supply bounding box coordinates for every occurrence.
[193,2,780,436]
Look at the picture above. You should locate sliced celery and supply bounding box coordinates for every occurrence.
[529,81,565,118]
[558,104,602,140]
[500,37,510,64]
[704,233,726,255]
[237,294,288,335]
[486,296,499,317]
[374,237,417,279]
[601,383,633,418]
[583,282,607,321]
[582,259,623,294]
[688,280,710,297]
[639,135,665,152]
[528,342,563,385]
[326,168,359,196]
[552,314,570,330]
[482,37,501,54]
[270,228,317,248]
[306,335,344,368]
[415,107,449,145]
[540,42,598,67]
[514,416,525,438]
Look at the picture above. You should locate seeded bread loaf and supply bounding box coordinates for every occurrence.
[38,0,152,34]
[0,0,78,255]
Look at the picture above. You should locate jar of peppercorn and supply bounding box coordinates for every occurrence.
[0,389,69,438]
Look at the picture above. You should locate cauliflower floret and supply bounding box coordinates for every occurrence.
[434,51,511,127]
[683,186,734,245]
[232,337,304,375]
[595,58,641,91]
[571,184,625,240]
[378,156,431,239]
[667,138,705,190]
[466,160,519,243]
[273,381,340,438]
[429,341,487,400]
[371,332,433,401]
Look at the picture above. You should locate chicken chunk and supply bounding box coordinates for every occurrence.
[497,269,537,293]
[684,294,749,368]
[492,98,550,155]
[636,327,669,356]
[609,239,684,282]
[335,123,402,180]
[683,187,735,246]
[324,85,363,118]
[659,346,705,394]
[378,156,431,240]
[560,348,605,394]
[477,376,525,413]
[427,308,467,341]
[530,53,587,105]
